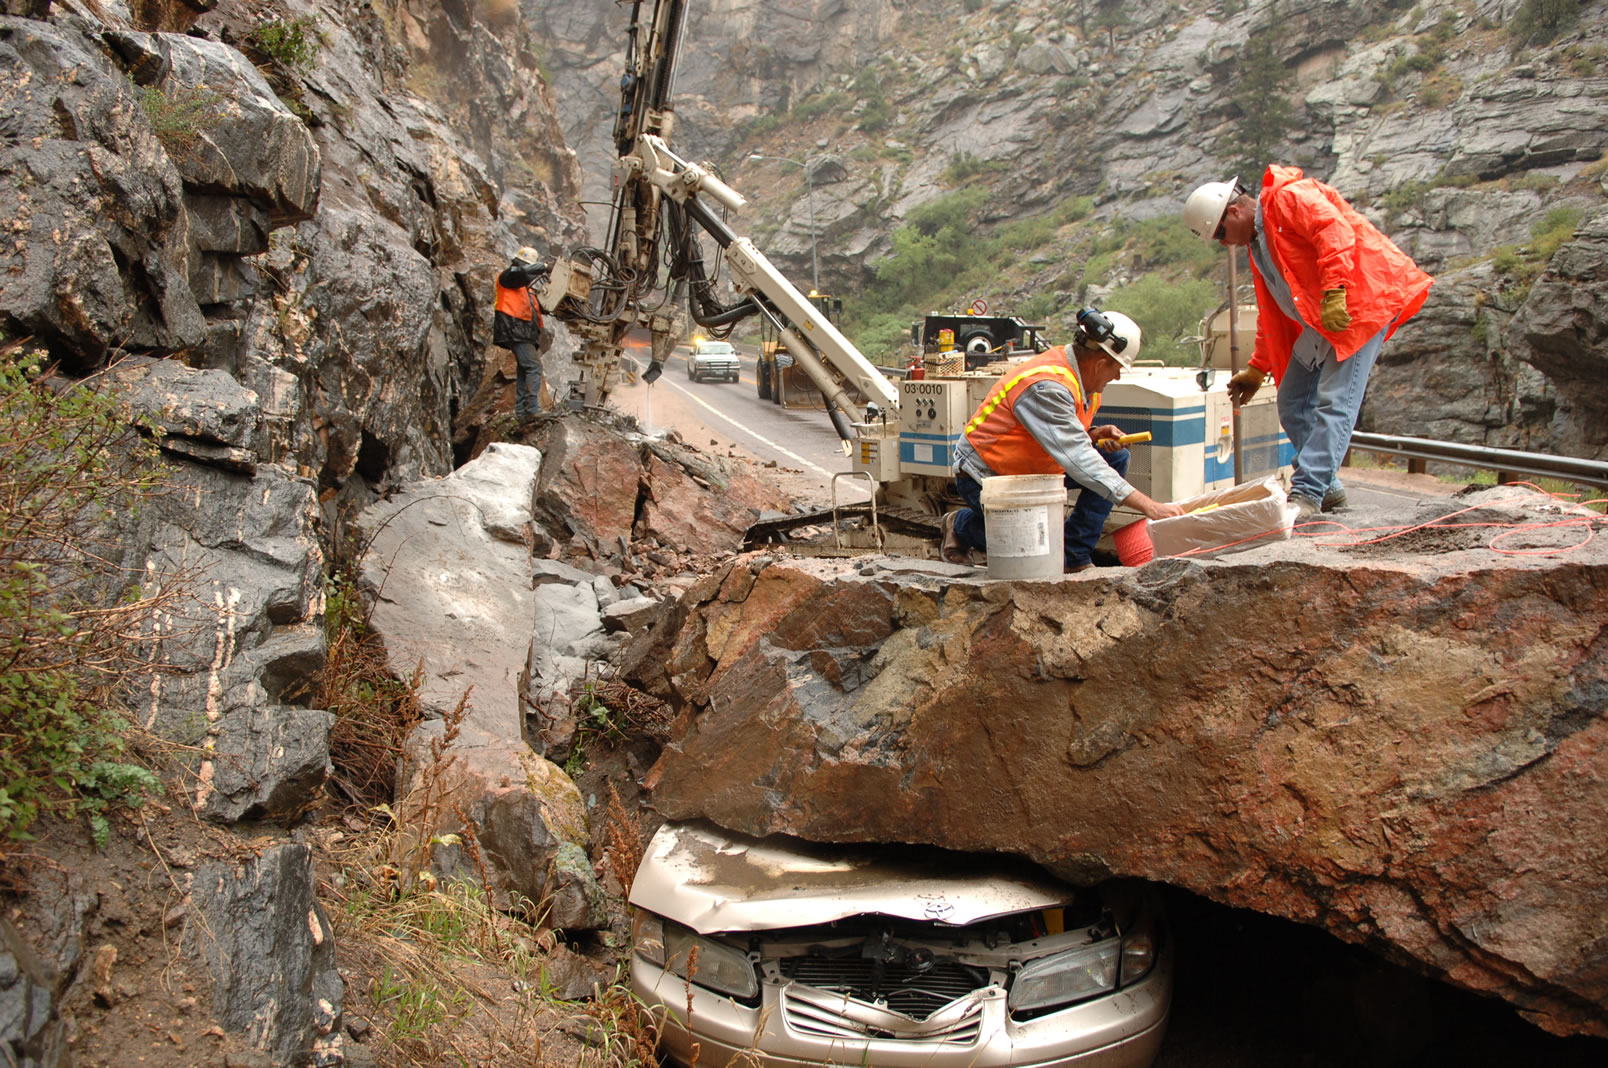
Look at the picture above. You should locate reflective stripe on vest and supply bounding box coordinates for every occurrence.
[962,347,1100,475]
[495,281,543,326]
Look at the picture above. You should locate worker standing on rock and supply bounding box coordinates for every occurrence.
[494,246,553,423]
[943,308,1185,571]
[1183,167,1434,519]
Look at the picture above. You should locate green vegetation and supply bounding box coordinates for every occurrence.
[1217,29,1294,181]
[792,89,850,123]
[0,343,168,845]
[1509,0,1581,46]
[1374,16,1461,108]
[1488,205,1585,300]
[853,67,892,133]
[940,151,1008,186]
[1102,275,1220,365]
[842,190,1231,361]
[1375,170,1477,216]
[247,15,323,72]
[137,85,222,154]
[1563,43,1608,76]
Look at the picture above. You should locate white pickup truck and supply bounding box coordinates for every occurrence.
[686,338,741,383]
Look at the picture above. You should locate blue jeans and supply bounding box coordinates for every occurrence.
[953,448,1129,568]
[511,341,544,418]
[1278,324,1389,503]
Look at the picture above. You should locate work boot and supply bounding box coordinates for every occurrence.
[1289,494,1322,523]
[1321,485,1347,512]
[940,511,972,565]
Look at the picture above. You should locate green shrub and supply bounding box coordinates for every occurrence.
[0,344,170,844]
[248,15,323,72]
[792,90,849,122]
[940,151,1007,185]
[138,85,222,154]
[1509,0,1580,46]
[1531,205,1584,260]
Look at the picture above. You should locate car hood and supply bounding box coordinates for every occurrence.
[628,821,1074,934]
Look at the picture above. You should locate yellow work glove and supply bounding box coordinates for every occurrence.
[1226,367,1264,406]
[1320,288,1351,332]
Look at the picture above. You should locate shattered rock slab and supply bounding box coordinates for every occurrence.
[625,487,1608,1038]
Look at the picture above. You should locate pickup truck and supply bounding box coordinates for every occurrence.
[687,338,741,383]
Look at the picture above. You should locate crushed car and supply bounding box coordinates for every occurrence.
[629,820,1172,1067]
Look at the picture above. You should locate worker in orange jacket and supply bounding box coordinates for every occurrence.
[1184,167,1433,518]
[494,247,553,422]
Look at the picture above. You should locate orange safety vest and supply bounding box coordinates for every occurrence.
[962,345,1099,475]
[495,280,544,326]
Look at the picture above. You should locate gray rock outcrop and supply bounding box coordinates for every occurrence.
[186,844,344,1065]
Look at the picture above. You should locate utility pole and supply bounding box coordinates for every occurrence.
[748,153,819,293]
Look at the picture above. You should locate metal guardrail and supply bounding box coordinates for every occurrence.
[1349,432,1608,490]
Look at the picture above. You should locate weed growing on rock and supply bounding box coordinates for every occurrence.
[137,85,222,156]
[247,15,324,73]
[0,342,173,845]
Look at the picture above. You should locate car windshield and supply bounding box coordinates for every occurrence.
[696,342,734,354]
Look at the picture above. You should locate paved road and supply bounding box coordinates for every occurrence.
[611,343,871,503]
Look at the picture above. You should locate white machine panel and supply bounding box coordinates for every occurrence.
[1099,366,1291,503]
[897,379,973,476]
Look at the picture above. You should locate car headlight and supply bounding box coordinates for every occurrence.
[632,910,666,967]
[1008,941,1120,1013]
[1120,930,1155,986]
[635,912,759,1000]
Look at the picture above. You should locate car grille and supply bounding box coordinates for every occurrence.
[779,958,988,1042]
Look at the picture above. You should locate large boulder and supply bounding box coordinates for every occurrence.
[627,486,1608,1039]
[355,442,609,925]
[530,417,793,561]
[356,442,545,735]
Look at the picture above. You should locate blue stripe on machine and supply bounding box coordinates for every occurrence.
[1099,405,1206,448]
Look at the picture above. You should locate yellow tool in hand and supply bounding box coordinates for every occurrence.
[1099,431,1152,452]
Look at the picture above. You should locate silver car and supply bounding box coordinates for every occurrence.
[629,821,1171,1067]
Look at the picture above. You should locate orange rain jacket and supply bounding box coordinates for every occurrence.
[1248,165,1434,384]
[962,345,1099,475]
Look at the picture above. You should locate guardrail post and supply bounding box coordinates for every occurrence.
[1408,458,1427,476]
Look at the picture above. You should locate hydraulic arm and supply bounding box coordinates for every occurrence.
[539,0,898,434]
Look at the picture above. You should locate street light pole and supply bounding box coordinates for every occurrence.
[748,153,819,293]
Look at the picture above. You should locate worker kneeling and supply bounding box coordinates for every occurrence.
[942,309,1184,571]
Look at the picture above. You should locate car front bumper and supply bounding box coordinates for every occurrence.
[633,945,1172,1068]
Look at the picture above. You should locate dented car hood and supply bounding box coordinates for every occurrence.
[629,821,1074,934]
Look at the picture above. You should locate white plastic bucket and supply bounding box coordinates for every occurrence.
[979,474,1067,580]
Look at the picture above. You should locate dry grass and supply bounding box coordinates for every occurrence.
[315,686,663,1067]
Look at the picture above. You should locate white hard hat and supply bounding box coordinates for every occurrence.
[1184,178,1238,242]
[1098,311,1141,368]
[514,246,543,266]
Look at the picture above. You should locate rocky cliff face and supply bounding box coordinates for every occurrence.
[531,0,1608,457]
[3,0,586,512]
